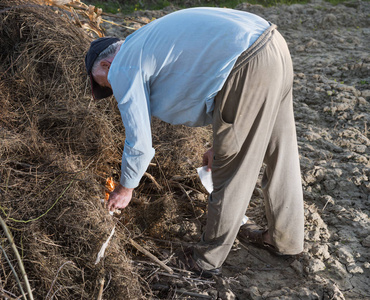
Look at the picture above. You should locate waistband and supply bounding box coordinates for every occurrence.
[230,23,277,76]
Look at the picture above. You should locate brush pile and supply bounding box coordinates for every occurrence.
[0,0,211,299]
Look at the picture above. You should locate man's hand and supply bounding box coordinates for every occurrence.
[107,184,134,211]
[202,147,213,172]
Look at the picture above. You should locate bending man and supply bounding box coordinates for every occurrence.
[85,7,304,278]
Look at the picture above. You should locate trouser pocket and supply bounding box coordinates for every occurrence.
[212,108,239,166]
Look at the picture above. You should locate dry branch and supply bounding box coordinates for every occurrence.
[144,172,163,190]
[0,216,34,300]
[129,238,174,274]
[0,290,20,300]
[152,284,213,299]
[97,277,105,300]
[45,261,75,300]
[0,245,26,300]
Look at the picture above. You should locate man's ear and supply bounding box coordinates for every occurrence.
[100,60,111,71]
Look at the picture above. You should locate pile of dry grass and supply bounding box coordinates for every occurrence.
[0,0,211,299]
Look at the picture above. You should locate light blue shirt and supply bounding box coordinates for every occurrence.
[108,7,270,188]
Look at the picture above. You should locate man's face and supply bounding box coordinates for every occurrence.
[92,60,111,89]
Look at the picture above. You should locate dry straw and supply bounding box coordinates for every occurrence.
[0,0,212,298]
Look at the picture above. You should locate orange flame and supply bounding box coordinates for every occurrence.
[105,177,116,201]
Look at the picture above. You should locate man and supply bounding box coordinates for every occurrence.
[85,7,304,278]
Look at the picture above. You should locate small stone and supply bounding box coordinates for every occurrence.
[195,193,206,201]
[363,262,370,269]
[322,13,337,25]
[325,283,345,300]
[219,289,236,300]
[337,246,354,263]
[295,45,305,52]
[327,259,347,279]
[361,90,370,98]
[324,179,337,190]
[248,286,262,300]
[206,288,218,299]
[347,263,363,274]
[261,291,270,298]
[312,244,331,260]
[362,236,370,247]
[313,275,327,283]
[299,287,320,300]
[306,258,326,273]
[266,290,284,297]
[354,251,361,259]
[291,259,304,274]
[304,131,321,141]
[354,144,367,153]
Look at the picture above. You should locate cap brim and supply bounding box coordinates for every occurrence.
[90,75,114,100]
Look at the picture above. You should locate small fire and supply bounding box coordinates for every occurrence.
[105,177,116,201]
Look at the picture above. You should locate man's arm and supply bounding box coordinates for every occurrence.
[108,64,154,210]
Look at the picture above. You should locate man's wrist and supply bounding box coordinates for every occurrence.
[115,184,134,194]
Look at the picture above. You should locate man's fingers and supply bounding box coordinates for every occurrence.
[207,157,212,170]
[107,194,117,211]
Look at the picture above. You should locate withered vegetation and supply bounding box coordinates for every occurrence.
[0,0,211,298]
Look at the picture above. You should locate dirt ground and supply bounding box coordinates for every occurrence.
[99,1,370,299]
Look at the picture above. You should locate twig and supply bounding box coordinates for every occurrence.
[131,260,214,284]
[96,277,105,300]
[101,18,136,30]
[141,236,194,248]
[0,290,20,300]
[129,238,173,274]
[177,183,192,202]
[155,271,215,284]
[144,172,163,190]
[170,174,198,181]
[65,3,148,24]
[0,288,19,299]
[0,216,34,300]
[45,261,74,300]
[144,266,161,281]
[169,180,204,194]
[102,271,112,293]
[322,197,334,211]
[154,157,172,193]
[132,259,191,274]
[0,245,26,300]
[152,284,213,299]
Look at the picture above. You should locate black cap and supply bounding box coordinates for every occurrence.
[85,37,120,100]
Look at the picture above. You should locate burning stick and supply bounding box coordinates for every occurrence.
[102,177,121,215]
[105,177,115,201]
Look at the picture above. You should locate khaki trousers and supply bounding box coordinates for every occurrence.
[194,25,305,270]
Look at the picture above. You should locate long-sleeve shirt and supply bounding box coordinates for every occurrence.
[108,7,270,188]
